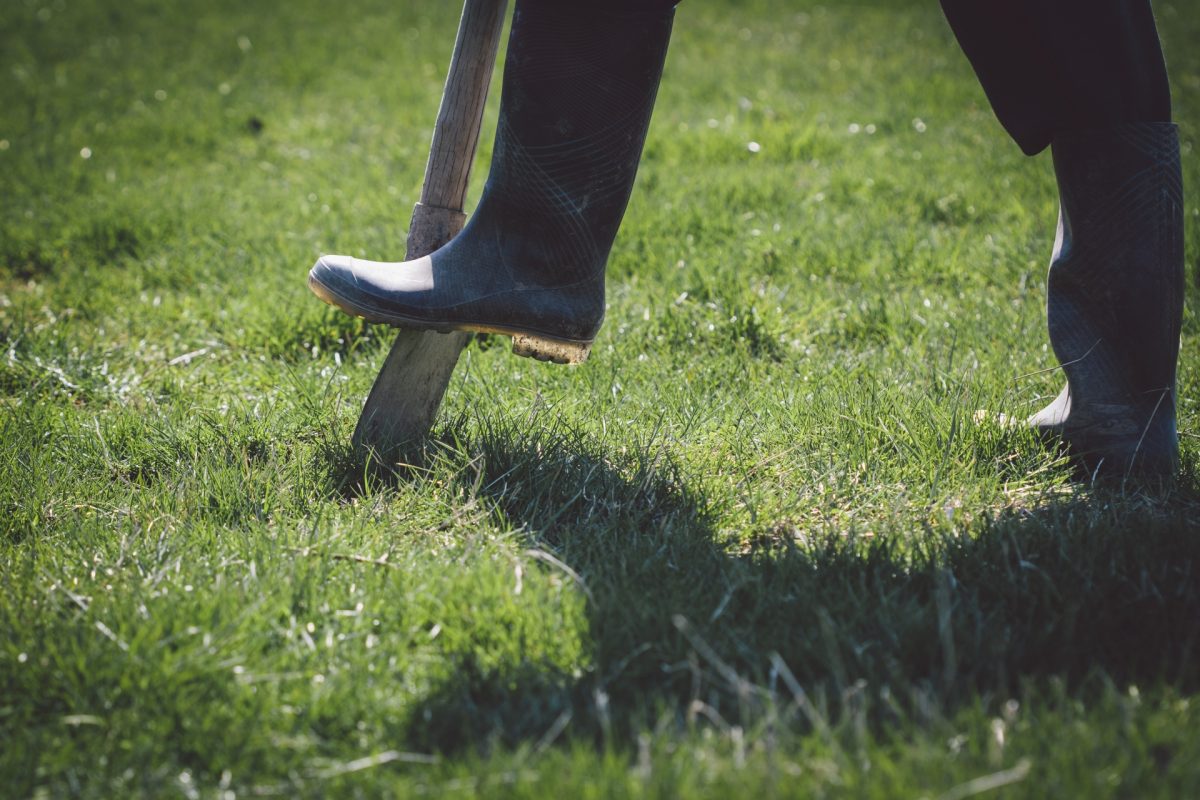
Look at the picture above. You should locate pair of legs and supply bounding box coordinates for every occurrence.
[310,0,1184,476]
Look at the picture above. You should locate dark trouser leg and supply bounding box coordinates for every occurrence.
[940,0,1171,154]
[942,1,1183,477]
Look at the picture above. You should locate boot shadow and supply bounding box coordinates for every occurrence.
[389,420,1200,755]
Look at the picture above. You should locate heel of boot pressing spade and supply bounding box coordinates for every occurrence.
[511,333,592,365]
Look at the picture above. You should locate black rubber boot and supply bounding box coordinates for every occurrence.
[309,0,675,364]
[1029,122,1184,478]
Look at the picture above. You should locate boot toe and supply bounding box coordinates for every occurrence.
[309,254,356,296]
[310,254,355,288]
[308,254,377,320]
[309,252,443,325]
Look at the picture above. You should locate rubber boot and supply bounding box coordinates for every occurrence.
[308,0,676,364]
[1029,122,1184,478]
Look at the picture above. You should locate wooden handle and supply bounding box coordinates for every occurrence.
[402,0,508,261]
[419,0,508,216]
[352,0,509,458]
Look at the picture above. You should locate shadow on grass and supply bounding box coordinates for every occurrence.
[325,417,1200,755]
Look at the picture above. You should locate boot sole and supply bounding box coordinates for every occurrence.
[973,408,1177,479]
[307,271,593,365]
[1031,421,1178,480]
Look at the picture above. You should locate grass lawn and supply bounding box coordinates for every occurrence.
[3,0,1199,796]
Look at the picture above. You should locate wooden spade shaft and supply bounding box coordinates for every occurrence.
[351,0,508,459]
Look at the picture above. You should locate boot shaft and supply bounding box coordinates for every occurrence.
[1048,122,1184,399]
[476,0,677,286]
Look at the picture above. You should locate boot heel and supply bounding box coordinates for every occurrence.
[511,334,592,365]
